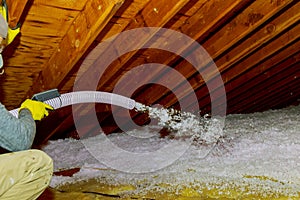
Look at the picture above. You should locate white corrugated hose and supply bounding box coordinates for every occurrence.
[9,91,136,118]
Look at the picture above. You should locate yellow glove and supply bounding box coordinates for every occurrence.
[20,99,54,120]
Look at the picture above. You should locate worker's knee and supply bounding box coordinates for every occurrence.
[0,150,53,199]
[26,149,53,175]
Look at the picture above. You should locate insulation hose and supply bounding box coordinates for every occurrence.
[9,91,136,118]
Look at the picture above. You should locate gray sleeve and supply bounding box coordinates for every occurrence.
[0,102,36,152]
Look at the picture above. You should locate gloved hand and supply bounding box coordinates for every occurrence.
[19,99,54,120]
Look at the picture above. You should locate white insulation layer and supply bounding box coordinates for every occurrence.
[9,91,136,118]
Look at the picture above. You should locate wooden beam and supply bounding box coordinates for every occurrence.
[70,0,191,134]
[198,20,300,114]
[272,86,300,110]
[116,0,253,96]
[25,0,124,98]
[225,44,300,113]
[102,0,252,95]
[95,0,253,133]
[111,0,253,131]
[244,69,300,113]
[216,57,300,114]
[232,62,300,113]
[34,0,153,143]
[115,0,298,132]
[192,23,300,114]
[5,0,30,28]
[76,0,191,91]
[161,0,299,112]
[160,0,298,106]
[95,0,151,42]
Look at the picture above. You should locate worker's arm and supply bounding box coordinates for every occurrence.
[0,102,36,152]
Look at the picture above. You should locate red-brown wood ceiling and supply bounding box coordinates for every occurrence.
[0,0,299,146]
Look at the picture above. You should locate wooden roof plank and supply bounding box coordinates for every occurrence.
[95,0,151,42]
[115,0,252,95]
[169,1,300,114]
[82,1,297,134]
[214,0,300,72]
[132,0,291,98]
[25,0,124,98]
[232,62,300,111]
[59,0,151,93]
[68,0,191,135]
[224,47,300,113]
[35,0,187,142]
[180,0,254,43]
[242,69,300,113]
[115,0,299,132]
[189,0,299,92]
[120,0,295,109]
[102,1,290,133]
[203,0,296,59]
[186,26,300,113]
[37,0,87,10]
[77,0,191,90]
[195,47,300,114]
[100,0,251,105]
[194,21,300,113]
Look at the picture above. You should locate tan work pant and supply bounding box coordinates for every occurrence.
[0,149,53,200]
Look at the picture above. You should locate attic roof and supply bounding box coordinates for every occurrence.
[0,0,299,145]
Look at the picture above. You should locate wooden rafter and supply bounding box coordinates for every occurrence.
[199,12,300,113]
[145,0,299,111]
[42,0,191,140]
[75,0,191,91]
[246,68,300,113]
[265,79,300,111]
[113,0,299,132]
[24,0,124,99]
[225,42,300,113]
[20,0,299,144]
[110,0,253,132]
[158,0,298,109]
[69,0,250,134]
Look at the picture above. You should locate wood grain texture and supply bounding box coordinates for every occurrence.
[26,0,124,98]
[0,0,298,142]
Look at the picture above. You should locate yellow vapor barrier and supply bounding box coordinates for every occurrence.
[50,177,299,200]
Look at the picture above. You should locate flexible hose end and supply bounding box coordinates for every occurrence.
[9,91,136,118]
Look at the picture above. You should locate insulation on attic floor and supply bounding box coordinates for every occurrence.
[39,105,300,199]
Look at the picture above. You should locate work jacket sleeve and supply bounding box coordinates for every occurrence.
[0,102,36,152]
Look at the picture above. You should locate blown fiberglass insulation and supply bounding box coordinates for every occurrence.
[42,104,300,197]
